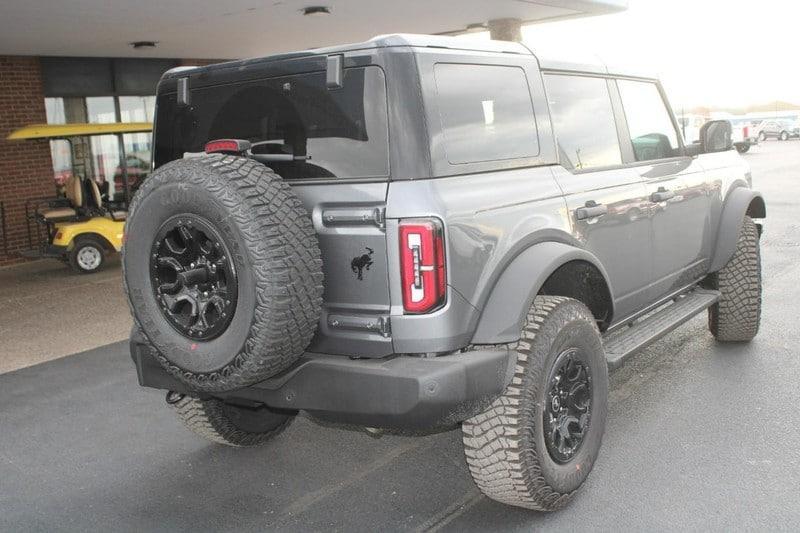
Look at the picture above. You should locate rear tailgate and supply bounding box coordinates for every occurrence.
[153,62,393,357]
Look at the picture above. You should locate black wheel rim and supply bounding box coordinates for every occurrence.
[543,348,592,464]
[150,214,238,341]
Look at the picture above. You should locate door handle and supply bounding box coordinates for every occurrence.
[576,201,608,220]
[650,187,675,203]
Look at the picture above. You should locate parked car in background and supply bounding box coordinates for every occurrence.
[756,119,799,141]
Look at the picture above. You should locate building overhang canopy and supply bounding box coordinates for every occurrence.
[0,0,626,58]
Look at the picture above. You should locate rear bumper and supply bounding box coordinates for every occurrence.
[130,332,515,430]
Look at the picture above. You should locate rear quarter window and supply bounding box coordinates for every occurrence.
[433,63,538,164]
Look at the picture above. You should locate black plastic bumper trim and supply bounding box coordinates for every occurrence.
[130,334,515,430]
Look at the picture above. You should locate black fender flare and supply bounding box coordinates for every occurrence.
[471,241,614,344]
[709,187,766,272]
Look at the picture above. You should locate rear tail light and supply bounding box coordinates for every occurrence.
[399,219,446,314]
[204,139,251,154]
[743,126,749,138]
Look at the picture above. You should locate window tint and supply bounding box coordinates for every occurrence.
[617,80,681,162]
[544,74,621,170]
[155,66,389,179]
[434,64,538,164]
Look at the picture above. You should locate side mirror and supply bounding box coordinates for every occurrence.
[698,120,733,153]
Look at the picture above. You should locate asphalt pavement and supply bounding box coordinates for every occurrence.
[1,140,799,532]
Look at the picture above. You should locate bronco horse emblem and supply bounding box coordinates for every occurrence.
[351,247,374,280]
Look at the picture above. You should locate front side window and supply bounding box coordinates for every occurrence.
[544,74,622,170]
[434,63,538,164]
[617,80,681,162]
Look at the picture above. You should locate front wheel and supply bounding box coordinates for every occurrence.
[780,131,789,141]
[707,216,761,342]
[462,296,608,511]
[168,393,294,447]
[736,143,750,154]
[68,235,106,274]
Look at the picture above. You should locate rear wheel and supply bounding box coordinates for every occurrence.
[780,131,789,141]
[168,393,293,447]
[707,216,761,342]
[758,131,766,142]
[68,235,105,274]
[735,143,750,154]
[462,296,608,511]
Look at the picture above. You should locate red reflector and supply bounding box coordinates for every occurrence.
[204,139,251,154]
[399,219,446,314]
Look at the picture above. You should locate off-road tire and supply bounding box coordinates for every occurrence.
[68,235,106,274]
[462,296,608,511]
[122,155,324,392]
[169,394,293,447]
[708,216,761,342]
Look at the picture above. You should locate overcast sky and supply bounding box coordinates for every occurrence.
[517,0,797,109]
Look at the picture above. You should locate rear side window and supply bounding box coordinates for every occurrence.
[544,74,622,170]
[433,64,538,164]
[616,79,681,162]
[154,66,389,179]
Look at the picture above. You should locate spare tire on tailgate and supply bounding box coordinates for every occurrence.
[123,155,324,392]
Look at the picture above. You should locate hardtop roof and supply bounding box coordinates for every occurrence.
[164,33,656,83]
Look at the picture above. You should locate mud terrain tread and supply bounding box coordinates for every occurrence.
[462,296,601,511]
[123,155,324,391]
[708,216,761,342]
[171,396,291,447]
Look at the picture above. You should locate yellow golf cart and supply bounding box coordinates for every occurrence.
[5,122,151,273]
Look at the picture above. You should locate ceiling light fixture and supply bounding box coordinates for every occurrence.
[130,41,158,49]
[302,6,331,16]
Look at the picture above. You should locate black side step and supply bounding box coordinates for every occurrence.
[603,289,720,370]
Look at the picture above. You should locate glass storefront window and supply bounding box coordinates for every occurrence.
[119,96,156,123]
[45,97,66,124]
[121,133,152,196]
[119,95,154,195]
[45,98,70,192]
[50,140,73,194]
[86,96,116,124]
[89,135,121,200]
[44,95,154,201]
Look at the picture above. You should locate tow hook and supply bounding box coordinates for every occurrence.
[165,391,185,405]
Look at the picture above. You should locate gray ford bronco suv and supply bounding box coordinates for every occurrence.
[124,34,765,511]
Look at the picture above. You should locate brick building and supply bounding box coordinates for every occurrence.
[0,57,55,265]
